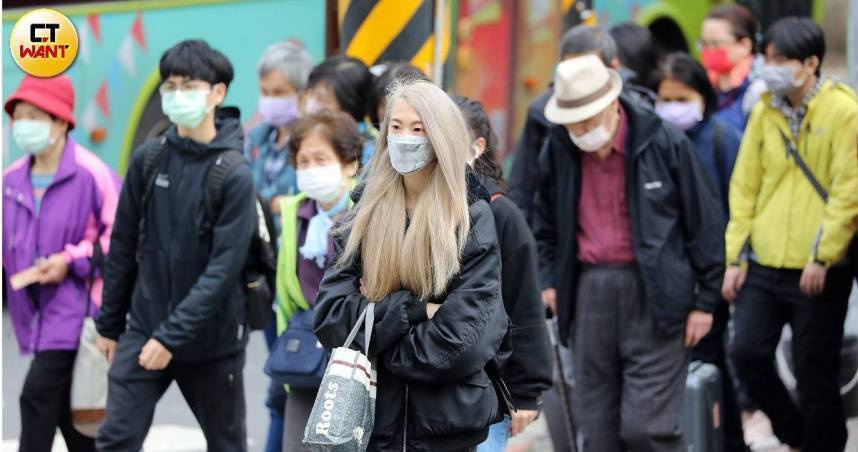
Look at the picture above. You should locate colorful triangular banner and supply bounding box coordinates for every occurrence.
[131,13,146,50]
[117,35,136,76]
[87,15,101,43]
[78,22,90,64]
[95,82,110,118]
[81,102,98,132]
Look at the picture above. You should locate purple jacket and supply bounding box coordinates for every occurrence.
[3,138,120,354]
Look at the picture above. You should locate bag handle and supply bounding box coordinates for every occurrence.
[343,304,374,356]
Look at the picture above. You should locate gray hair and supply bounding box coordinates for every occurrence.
[560,25,617,66]
[256,41,313,91]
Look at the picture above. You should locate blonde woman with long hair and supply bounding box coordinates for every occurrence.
[313,80,509,452]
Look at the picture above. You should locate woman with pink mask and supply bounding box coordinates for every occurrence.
[699,4,765,132]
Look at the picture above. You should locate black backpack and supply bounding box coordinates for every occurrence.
[137,137,277,330]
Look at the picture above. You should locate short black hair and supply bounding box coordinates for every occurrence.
[609,22,663,90]
[452,95,504,187]
[706,4,758,53]
[654,52,719,117]
[159,40,234,88]
[368,62,428,128]
[763,16,825,76]
[307,55,373,124]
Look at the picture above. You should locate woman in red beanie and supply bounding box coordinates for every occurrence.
[3,75,120,452]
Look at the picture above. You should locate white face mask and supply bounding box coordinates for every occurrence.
[568,110,617,153]
[387,134,434,174]
[296,164,344,203]
[12,119,55,155]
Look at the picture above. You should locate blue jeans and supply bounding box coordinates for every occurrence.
[476,418,510,452]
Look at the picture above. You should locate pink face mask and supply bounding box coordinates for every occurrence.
[655,101,703,131]
[258,95,299,126]
[701,48,735,75]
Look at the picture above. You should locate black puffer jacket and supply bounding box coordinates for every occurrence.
[313,172,508,451]
[97,107,256,362]
[483,178,552,411]
[533,95,725,346]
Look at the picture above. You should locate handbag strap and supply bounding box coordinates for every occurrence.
[778,129,828,202]
[343,304,374,356]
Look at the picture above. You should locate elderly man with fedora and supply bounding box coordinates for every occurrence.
[532,54,725,451]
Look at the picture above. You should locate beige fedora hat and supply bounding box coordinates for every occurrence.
[544,54,624,125]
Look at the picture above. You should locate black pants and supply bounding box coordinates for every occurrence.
[96,331,246,452]
[282,387,317,452]
[691,300,748,452]
[730,263,851,451]
[19,350,97,452]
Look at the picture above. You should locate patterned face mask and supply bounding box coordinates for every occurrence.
[387,134,434,174]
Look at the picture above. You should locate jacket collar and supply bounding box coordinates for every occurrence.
[6,136,78,191]
[50,136,79,186]
[163,106,244,157]
[617,94,661,156]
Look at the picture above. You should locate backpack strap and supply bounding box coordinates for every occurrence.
[200,149,246,236]
[136,136,168,263]
[490,192,503,203]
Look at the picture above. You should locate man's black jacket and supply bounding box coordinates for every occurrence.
[97,107,256,362]
[532,95,725,345]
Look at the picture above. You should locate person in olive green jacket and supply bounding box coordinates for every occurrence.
[723,17,858,452]
[273,110,361,451]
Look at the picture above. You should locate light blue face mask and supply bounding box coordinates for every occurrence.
[12,119,55,155]
[161,89,212,129]
[387,134,434,174]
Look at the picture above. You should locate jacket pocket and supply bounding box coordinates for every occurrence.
[408,370,499,438]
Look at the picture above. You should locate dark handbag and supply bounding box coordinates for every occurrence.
[778,129,858,271]
[265,308,328,388]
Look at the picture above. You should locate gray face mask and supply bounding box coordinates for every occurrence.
[759,64,806,97]
[387,134,434,174]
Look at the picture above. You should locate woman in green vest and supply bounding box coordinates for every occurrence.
[275,110,361,451]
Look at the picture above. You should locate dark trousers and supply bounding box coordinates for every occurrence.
[264,321,287,452]
[96,331,246,452]
[691,300,748,452]
[730,263,851,451]
[19,350,97,452]
[572,266,688,452]
[281,387,317,452]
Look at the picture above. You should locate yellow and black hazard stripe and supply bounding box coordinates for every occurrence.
[338,0,450,75]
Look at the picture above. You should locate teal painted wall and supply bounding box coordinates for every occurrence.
[3,0,325,172]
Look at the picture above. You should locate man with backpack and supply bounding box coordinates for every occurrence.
[724,17,858,452]
[95,40,259,451]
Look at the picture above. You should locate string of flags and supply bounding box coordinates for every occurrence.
[78,12,147,138]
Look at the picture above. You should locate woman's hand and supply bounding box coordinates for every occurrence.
[426,303,441,319]
[510,409,539,436]
[37,254,68,284]
[269,195,284,215]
